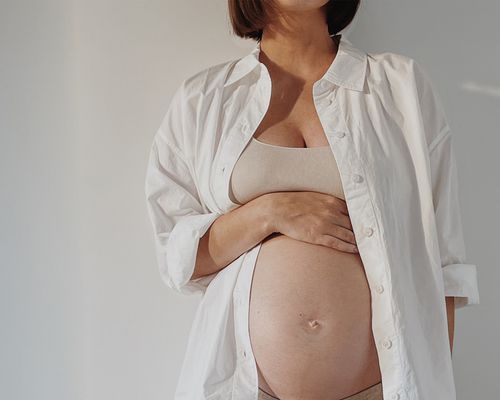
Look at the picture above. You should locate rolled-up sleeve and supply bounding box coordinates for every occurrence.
[144,81,222,296]
[428,127,480,309]
[413,59,480,309]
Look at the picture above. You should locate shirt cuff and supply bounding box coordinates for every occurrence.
[162,211,222,296]
[442,263,480,309]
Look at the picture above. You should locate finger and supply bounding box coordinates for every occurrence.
[329,196,349,215]
[325,224,357,245]
[316,234,359,253]
[338,200,349,215]
[329,212,354,232]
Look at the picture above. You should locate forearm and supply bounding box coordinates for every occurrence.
[445,296,455,355]
[191,194,276,280]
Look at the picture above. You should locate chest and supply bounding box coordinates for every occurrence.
[192,78,431,217]
[253,79,329,148]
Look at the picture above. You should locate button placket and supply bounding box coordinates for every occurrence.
[352,173,364,183]
[360,223,385,297]
[218,79,272,212]
[321,92,335,109]
[234,284,248,363]
[213,85,267,212]
[363,226,374,237]
[220,118,250,177]
[233,243,263,376]
[381,337,393,349]
[213,131,242,210]
[322,94,402,396]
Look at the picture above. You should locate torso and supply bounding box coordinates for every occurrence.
[229,58,382,399]
[249,235,381,400]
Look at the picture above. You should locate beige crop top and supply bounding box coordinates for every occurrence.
[229,137,345,205]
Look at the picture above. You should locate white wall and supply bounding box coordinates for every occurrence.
[1,1,497,399]
[1,1,82,399]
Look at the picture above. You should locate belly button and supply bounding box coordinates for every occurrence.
[308,319,320,328]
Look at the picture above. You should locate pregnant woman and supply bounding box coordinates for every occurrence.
[231,139,382,400]
[145,1,480,400]
[228,28,382,397]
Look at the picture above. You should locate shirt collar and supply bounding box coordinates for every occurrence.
[224,34,368,92]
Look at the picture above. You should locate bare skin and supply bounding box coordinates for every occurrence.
[192,191,456,393]
[446,296,455,355]
[191,1,455,397]
[191,191,358,282]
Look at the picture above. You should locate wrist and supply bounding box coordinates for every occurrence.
[252,193,281,236]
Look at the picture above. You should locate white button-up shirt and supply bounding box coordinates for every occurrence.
[144,35,480,400]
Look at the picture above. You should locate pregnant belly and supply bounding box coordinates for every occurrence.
[249,233,382,400]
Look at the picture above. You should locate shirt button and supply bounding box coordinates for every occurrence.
[352,174,363,183]
[336,131,346,138]
[221,164,227,173]
[242,349,247,358]
[320,80,329,88]
[391,393,400,400]
[363,226,374,237]
[382,338,392,349]
[375,284,384,294]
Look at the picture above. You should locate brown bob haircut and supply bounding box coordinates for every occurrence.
[228,0,361,42]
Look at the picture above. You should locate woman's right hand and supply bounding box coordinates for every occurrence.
[264,191,359,254]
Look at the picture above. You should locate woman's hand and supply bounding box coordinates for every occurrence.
[264,191,359,253]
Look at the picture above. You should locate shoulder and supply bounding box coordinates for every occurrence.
[162,57,237,128]
[366,49,450,146]
[177,58,239,100]
[159,57,238,149]
[366,49,441,98]
[366,50,426,82]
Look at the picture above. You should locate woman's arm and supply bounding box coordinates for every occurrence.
[412,60,479,309]
[192,191,358,280]
[191,194,275,280]
[445,296,455,355]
